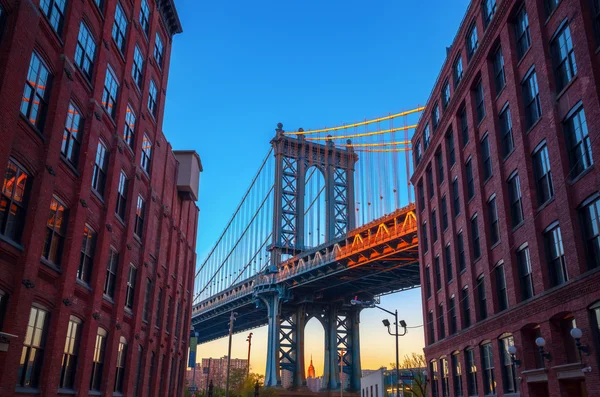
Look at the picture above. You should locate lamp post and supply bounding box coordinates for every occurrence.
[351,298,407,397]
[340,347,345,397]
[225,311,238,397]
[246,332,253,377]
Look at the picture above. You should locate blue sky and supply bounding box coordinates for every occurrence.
[163,0,470,375]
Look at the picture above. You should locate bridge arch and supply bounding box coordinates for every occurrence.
[303,316,326,390]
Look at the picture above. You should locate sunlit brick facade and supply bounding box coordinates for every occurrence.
[0,1,200,397]
[411,0,600,396]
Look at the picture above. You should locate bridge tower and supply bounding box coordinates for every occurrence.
[259,124,361,390]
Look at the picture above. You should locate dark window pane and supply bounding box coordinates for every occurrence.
[564,106,593,178]
[515,7,532,59]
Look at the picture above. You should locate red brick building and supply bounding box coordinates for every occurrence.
[411,0,600,396]
[0,1,201,397]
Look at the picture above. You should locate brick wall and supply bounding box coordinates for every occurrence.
[411,0,600,396]
[0,1,197,397]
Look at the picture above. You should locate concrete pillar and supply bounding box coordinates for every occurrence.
[323,305,340,390]
[261,293,282,387]
[293,305,307,389]
[349,307,362,392]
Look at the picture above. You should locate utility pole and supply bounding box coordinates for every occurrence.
[246,332,253,377]
[225,311,237,397]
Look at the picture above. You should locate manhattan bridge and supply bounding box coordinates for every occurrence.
[191,107,424,392]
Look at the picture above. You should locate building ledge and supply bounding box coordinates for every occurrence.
[158,0,183,36]
[552,362,585,379]
[521,368,548,383]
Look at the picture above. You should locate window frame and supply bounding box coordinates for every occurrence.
[500,335,518,393]
[453,54,464,88]
[465,158,474,200]
[139,0,151,37]
[481,342,496,395]
[465,348,477,395]
[102,65,119,119]
[551,20,577,93]
[125,264,137,310]
[495,263,508,311]
[104,249,119,299]
[563,103,593,179]
[134,195,146,238]
[74,21,97,81]
[90,328,108,391]
[517,244,535,301]
[487,195,500,245]
[477,274,487,320]
[480,134,492,180]
[532,142,554,206]
[39,0,67,36]
[141,133,152,174]
[493,45,506,94]
[515,6,532,59]
[18,306,49,388]
[462,286,471,328]
[21,52,52,131]
[148,79,158,117]
[114,337,128,392]
[544,223,568,286]
[466,22,478,60]
[42,196,68,266]
[474,79,485,124]
[522,67,542,129]
[77,225,97,284]
[59,316,83,390]
[112,2,128,55]
[507,172,524,228]
[579,194,600,269]
[482,0,497,29]
[154,32,164,69]
[91,140,109,196]
[61,102,84,168]
[116,170,128,221]
[0,159,31,244]
[132,45,145,90]
[471,214,481,260]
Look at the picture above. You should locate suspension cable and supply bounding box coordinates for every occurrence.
[305,125,417,141]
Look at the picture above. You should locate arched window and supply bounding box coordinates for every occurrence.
[114,336,128,392]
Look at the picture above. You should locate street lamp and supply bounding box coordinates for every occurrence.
[535,337,551,367]
[351,298,407,397]
[225,311,238,397]
[570,327,591,361]
[246,332,253,377]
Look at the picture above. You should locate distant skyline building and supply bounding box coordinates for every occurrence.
[191,356,248,391]
[412,0,600,396]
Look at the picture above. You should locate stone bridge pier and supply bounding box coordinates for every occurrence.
[257,290,362,392]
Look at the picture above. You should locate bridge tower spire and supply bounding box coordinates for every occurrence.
[268,123,358,271]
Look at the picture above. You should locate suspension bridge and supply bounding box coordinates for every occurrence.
[191,107,424,392]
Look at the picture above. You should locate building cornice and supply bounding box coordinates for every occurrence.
[157,0,183,37]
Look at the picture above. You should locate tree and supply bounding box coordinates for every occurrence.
[389,352,427,397]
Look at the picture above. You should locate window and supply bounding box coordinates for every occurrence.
[148,80,158,117]
[21,52,52,130]
[532,143,554,206]
[483,0,496,28]
[0,291,7,331]
[104,249,119,298]
[112,2,128,54]
[132,45,144,90]
[424,124,431,150]
[564,105,593,178]
[92,140,108,195]
[143,278,152,322]
[452,178,461,217]
[487,196,500,246]
[175,302,182,336]
[517,245,535,300]
[154,33,164,68]
[40,0,66,35]
[428,311,435,344]
[474,80,485,124]
[465,348,477,395]
[62,102,83,167]
[425,266,432,298]
[125,264,137,310]
[441,357,449,396]
[498,105,514,159]
[466,23,478,60]
[418,180,425,211]
[441,196,448,230]
[500,336,518,393]
[593,0,600,45]
[462,287,471,328]
[432,103,440,131]
[452,352,463,397]
[457,231,466,272]
[114,337,127,393]
[123,105,136,148]
[93,0,103,11]
[522,69,542,129]
[515,7,531,59]
[481,342,495,395]
[432,209,438,243]
[459,106,469,147]
[545,0,560,16]
[507,173,524,227]
[166,296,173,330]
[465,159,474,200]
[59,317,82,390]
[156,287,163,327]
[435,255,442,291]
[477,274,487,320]
[140,0,151,36]
[445,244,453,283]
[471,215,481,260]
[449,297,457,335]
[18,306,49,388]
[544,224,567,286]
[422,221,428,253]
[436,150,444,185]
[75,22,97,80]
[439,304,445,339]
[430,361,439,397]
[102,66,119,119]
[78,225,96,284]
[552,23,577,92]
[42,197,68,265]
[134,195,146,238]
[493,46,506,94]
[496,264,508,311]
[0,159,30,243]
[141,134,152,174]
[133,345,143,397]
[579,195,600,269]
[415,140,422,165]
[116,171,128,220]
[446,131,456,166]
[481,135,492,180]
[148,352,156,397]
[442,80,451,110]
[90,328,107,391]
[453,54,463,87]
[426,165,435,199]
